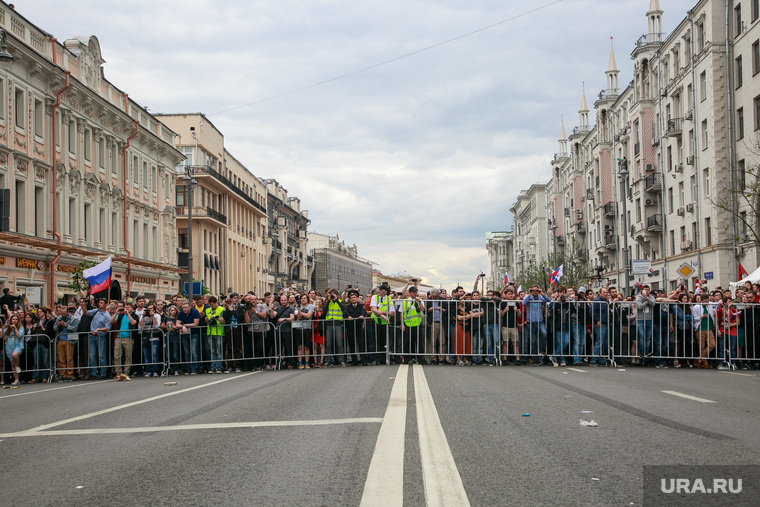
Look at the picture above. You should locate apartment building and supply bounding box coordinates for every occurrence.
[308,232,373,294]
[156,113,269,297]
[0,2,183,306]
[511,0,760,292]
[485,231,513,292]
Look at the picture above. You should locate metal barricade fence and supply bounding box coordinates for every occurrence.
[731,302,760,369]
[3,333,55,384]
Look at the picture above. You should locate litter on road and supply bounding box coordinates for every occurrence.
[580,420,599,427]
[521,413,530,417]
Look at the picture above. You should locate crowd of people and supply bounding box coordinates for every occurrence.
[2,276,759,386]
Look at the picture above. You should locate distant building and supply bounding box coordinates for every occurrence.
[265,180,311,293]
[309,232,372,294]
[485,231,513,291]
[371,270,434,295]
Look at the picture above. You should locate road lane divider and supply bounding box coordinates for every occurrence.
[361,364,408,507]
[661,390,716,403]
[413,364,470,506]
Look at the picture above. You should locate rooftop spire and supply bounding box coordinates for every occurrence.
[560,115,566,140]
[607,37,617,72]
[649,0,661,13]
[580,82,588,112]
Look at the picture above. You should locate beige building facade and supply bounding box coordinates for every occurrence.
[156,113,269,297]
[0,3,183,306]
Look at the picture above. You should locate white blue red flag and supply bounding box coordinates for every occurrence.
[549,264,563,285]
[503,270,509,286]
[83,256,112,294]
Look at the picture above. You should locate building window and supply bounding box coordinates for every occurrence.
[142,161,148,189]
[753,40,760,74]
[702,120,708,148]
[0,78,4,119]
[34,99,43,137]
[738,159,746,190]
[697,23,705,50]
[97,138,105,168]
[179,146,193,167]
[111,146,118,175]
[738,107,745,139]
[736,4,743,38]
[14,88,23,129]
[133,155,139,184]
[83,129,91,162]
[754,0,759,21]
[704,168,711,198]
[668,187,674,213]
[700,71,707,101]
[705,217,712,247]
[670,230,675,255]
[68,122,76,153]
[736,55,743,88]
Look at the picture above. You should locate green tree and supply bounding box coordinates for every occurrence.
[67,260,96,294]
[713,133,760,244]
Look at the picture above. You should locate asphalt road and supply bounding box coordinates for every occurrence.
[1,364,758,506]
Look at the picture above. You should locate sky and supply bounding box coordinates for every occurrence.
[26,0,697,290]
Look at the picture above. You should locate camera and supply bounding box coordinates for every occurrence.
[347,284,353,289]
[244,302,254,311]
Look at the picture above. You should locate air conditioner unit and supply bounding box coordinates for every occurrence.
[645,198,654,206]
[686,156,694,165]
[674,164,683,173]
[580,196,585,202]
[652,137,659,146]
[564,208,570,216]
[576,209,583,218]
[614,134,620,142]
[604,225,613,231]
[661,86,669,97]
[677,207,685,216]
[681,239,692,250]
[686,203,694,212]
[684,110,693,121]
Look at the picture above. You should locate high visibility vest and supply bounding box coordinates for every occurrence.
[402,299,422,327]
[372,296,392,324]
[205,306,224,335]
[325,300,344,321]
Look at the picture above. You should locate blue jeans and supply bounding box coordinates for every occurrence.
[88,333,108,377]
[716,333,738,364]
[470,328,483,363]
[142,339,161,374]
[593,324,608,364]
[571,323,585,363]
[325,323,345,363]
[182,330,200,372]
[637,320,653,357]
[209,334,223,370]
[482,324,498,361]
[167,331,180,371]
[32,343,50,380]
[526,321,547,359]
[553,329,570,361]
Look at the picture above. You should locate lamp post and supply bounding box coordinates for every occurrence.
[272,231,279,292]
[0,29,14,70]
[182,169,197,300]
[618,157,630,297]
[550,218,558,268]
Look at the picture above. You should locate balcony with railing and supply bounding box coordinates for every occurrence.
[603,202,614,217]
[664,118,682,137]
[646,213,663,231]
[635,33,665,47]
[187,165,267,215]
[175,205,228,225]
[575,222,586,233]
[645,172,662,192]
[603,234,617,250]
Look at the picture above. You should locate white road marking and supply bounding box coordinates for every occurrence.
[720,371,755,377]
[0,418,383,438]
[661,390,716,403]
[565,368,587,373]
[16,372,260,436]
[413,364,470,506]
[0,381,100,399]
[361,364,408,507]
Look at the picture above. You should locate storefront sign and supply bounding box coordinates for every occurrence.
[16,257,44,270]
[25,287,41,305]
[57,264,81,273]
[130,275,158,285]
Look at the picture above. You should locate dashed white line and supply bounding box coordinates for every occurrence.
[565,368,587,373]
[0,380,101,399]
[413,364,470,506]
[662,390,716,403]
[720,371,755,377]
[361,364,408,507]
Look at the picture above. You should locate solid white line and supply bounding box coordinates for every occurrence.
[0,380,101,399]
[661,390,716,403]
[0,417,383,438]
[413,364,470,506]
[720,371,755,377]
[360,364,408,507]
[565,368,587,373]
[16,372,260,435]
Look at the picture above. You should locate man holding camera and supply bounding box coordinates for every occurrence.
[204,296,226,373]
[400,284,424,364]
[323,289,348,366]
[370,284,395,365]
[110,302,137,376]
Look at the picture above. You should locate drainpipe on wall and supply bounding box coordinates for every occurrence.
[122,98,139,298]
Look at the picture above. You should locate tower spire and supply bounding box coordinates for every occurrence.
[606,37,619,95]
[579,83,589,131]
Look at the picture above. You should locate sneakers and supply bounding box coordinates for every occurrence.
[190,372,197,375]
[550,357,558,367]
[11,379,20,387]
[144,372,151,378]
[297,362,304,370]
[207,370,214,374]
[717,362,730,370]
[215,369,222,374]
[560,361,567,367]
[655,364,668,369]
[174,371,179,376]
[234,368,241,373]
[340,362,347,368]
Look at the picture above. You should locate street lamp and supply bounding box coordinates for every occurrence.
[272,231,279,292]
[618,157,630,297]
[182,170,197,300]
[0,30,13,70]
[549,218,558,268]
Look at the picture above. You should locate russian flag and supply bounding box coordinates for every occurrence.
[549,264,563,286]
[503,270,509,286]
[83,256,112,294]
[738,263,748,281]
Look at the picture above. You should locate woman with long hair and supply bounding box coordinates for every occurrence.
[294,294,314,369]
[3,314,25,386]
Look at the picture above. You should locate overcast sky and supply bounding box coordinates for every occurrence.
[28,0,696,290]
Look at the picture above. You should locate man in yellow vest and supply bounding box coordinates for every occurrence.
[204,296,225,373]
[323,289,348,367]
[370,284,394,365]
[401,286,424,364]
